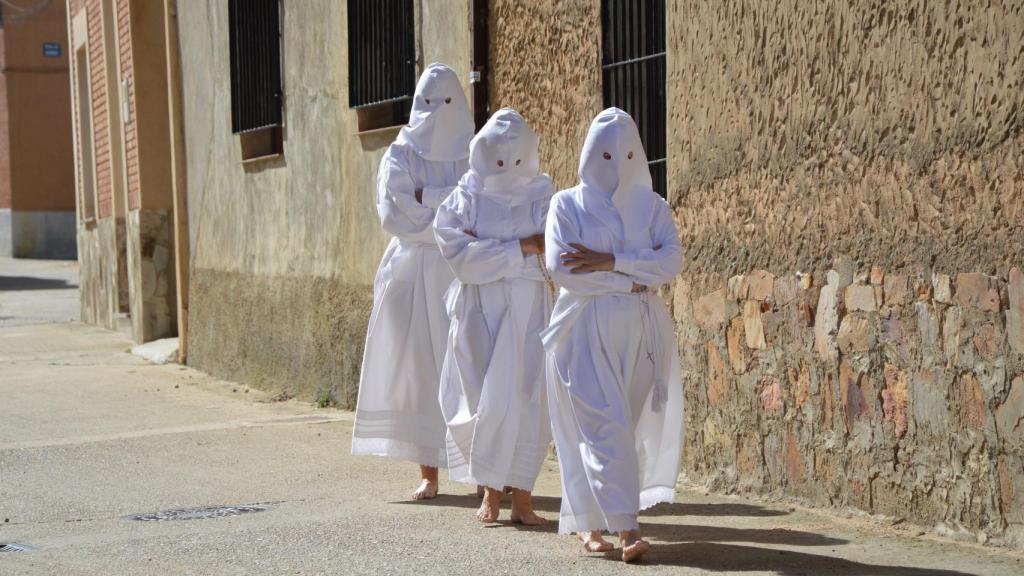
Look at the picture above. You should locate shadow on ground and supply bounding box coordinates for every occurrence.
[402,493,787,518]
[0,275,76,291]
[400,493,979,574]
[591,542,980,575]
[401,493,845,544]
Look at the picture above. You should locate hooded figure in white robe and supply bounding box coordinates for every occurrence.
[352,63,475,472]
[542,108,684,538]
[434,108,555,497]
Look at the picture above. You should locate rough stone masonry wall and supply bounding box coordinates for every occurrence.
[126,209,176,343]
[666,1,1024,547]
[488,0,602,190]
[77,218,123,330]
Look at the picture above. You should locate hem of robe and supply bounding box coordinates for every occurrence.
[557,512,640,535]
[445,442,546,492]
[638,485,676,511]
[351,437,448,469]
[446,463,542,493]
[556,486,676,535]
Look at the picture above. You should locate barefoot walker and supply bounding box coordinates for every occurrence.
[542,108,684,562]
[433,109,555,525]
[351,63,474,500]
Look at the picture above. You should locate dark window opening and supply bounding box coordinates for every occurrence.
[229,0,283,159]
[601,0,666,197]
[347,0,416,133]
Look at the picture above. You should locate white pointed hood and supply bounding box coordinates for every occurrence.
[397,63,474,162]
[459,108,553,207]
[577,107,654,241]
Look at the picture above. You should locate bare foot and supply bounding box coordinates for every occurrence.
[509,489,547,525]
[578,531,614,552]
[411,479,438,500]
[476,486,502,523]
[620,530,650,563]
[476,485,485,498]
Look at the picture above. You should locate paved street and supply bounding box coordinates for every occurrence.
[1,258,1022,575]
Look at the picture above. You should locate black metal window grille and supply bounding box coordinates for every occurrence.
[601,0,666,197]
[347,0,416,123]
[229,0,283,134]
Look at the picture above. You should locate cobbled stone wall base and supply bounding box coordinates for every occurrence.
[674,266,1024,547]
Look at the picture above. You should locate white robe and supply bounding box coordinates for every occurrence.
[542,108,684,534]
[434,108,555,491]
[352,64,473,468]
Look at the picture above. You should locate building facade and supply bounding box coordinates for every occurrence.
[66,0,186,342]
[0,0,76,258]
[68,0,1023,547]
[177,0,468,406]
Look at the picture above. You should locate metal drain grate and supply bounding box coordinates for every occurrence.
[0,543,32,552]
[128,505,270,522]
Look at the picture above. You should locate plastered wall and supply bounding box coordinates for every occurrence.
[179,0,471,405]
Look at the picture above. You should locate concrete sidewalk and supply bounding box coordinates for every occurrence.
[1,261,1023,575]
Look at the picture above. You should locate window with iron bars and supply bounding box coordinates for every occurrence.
[601,0,666,197]
[228,0,283,159]
[347,0,416,132]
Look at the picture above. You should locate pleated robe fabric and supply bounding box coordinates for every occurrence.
[541,108,684,535]
[434,177,555,490]
[351,141,469,468]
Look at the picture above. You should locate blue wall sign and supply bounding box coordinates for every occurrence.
[43,43,62,58]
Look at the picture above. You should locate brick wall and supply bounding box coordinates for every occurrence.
[0,26,10,210]
[86,0,112,218]
[116,0,139,210]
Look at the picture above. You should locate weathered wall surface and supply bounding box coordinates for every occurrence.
[488,0,1024,548]
[77,217,123,329]
[179,0,470,406]
[125,209,176,342]
[665,0,1024,548]
[0,27,10,213]
[488,0,601,190]
[667,1,1023,276]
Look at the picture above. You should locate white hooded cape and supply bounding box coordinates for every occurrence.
[542,108,684,534]
[433,108,555,490]
[352,63,473,467]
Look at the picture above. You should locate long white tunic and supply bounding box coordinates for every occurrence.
[434,108,555,491]
[542,108,684,535]
[434,188,554,490]
[351,141,468,468]
[352,63,473,468]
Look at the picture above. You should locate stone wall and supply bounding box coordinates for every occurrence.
[77,217,123,330]
[487,0,1023,548]
[665,0,1024,548]
[126,209,176,343]
[488,0,601,190]
[674,266,1023,547]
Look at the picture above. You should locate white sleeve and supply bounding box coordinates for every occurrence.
[434,193,525,285]
[613,202,684,287]
[375,149,438,244]
[545,196,634,296]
